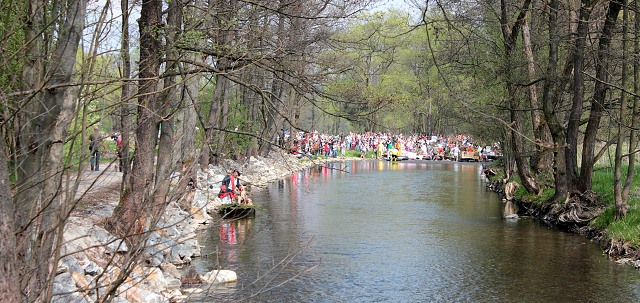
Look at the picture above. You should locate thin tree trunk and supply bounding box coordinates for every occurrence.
[155,0,183,204]
[522,17,553,175]
[566,0,592,187]
[622,0,640,215]
[579,0,622,192]
[614,0,631,218]
[500,0,538,194]
[199,0,236,167]
[112,0,162,238]
[217,78,230,156]
[175,54,201,207]
[120,0,133,194]
[0,118,18,303]
[200,75,226,167]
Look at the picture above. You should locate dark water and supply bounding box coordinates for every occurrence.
[191,160,640,302]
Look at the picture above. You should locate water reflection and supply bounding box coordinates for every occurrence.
[193,160,640,302]
[216,219,254,264]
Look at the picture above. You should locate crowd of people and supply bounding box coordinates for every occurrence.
[284,131,500,162]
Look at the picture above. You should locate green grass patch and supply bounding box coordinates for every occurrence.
[343,150,377,158]
[590,164,640,245]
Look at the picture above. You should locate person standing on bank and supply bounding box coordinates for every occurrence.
[89,126,103,171]
[111,132,123,172]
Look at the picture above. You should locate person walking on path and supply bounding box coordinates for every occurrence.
[89,126,103,171]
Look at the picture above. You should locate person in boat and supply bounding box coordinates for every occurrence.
[219,170,252,205]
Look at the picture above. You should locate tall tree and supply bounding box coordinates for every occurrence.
[112,0,163,236]
[522,16,554,175]
[613,0,631,218]
[541,0,572,202]
[155,0,184,204]
[579,0,622,192]
[11,0,85,301]
[119,0,133,193]
[500,0,539,194]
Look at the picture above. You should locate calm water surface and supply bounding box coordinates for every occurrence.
[190,160,640,302]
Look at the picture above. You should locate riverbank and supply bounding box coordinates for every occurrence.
[484,167,640,269]
[55,152,346,303]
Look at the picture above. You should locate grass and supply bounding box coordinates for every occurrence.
[311,150,378,159]
[590,164,640,246]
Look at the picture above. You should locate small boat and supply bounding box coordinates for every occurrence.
[217,203,256,219]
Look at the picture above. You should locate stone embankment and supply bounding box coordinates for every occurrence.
[55,152,322,303]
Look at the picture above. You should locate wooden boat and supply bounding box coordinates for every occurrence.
[217,203,256,219]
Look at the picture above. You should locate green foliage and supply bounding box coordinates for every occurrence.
[223,96,253,158]
[315,7,509,137]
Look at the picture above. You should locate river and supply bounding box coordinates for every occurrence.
[189,160,640,302]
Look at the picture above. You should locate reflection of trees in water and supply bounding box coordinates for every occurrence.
[503,201,518,217]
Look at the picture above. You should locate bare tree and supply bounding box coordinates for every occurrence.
[119,0,134,193]
[111,0,163,236]
[579,0,622,192]
[500,0,539,194]
[613,0,632,219]
[9,0,86,301]
[522,16,554,175]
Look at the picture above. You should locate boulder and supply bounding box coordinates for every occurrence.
[200,270,237,284]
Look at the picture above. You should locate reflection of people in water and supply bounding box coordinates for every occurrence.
[219,222,236,245]
[218,219,254,264]
[218,219,254,245]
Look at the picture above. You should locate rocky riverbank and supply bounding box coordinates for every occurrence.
[55,152,328,303]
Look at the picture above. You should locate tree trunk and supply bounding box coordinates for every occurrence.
[522,17,554,175]
[155,0,183,204]
[199,0,236,167]
[579,0,622,192]
[566,0,592,187]
[200,75,226,167]
[112,0,162,238]
[0,118,18,303]
[500,0,538,194]
[618,0,640,218]
[175,53,201,207]
[13,0,85,300]
[614,0,630,218]
[119,0,133,194]
[217,79,230,156]
[542,0,572,202]
[626,0,640,203]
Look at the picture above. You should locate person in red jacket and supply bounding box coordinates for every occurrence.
[219,170,252,205]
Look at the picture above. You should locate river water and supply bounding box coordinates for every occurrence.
[190,160,640,302]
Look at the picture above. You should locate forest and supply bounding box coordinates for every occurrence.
[1,0,639,301]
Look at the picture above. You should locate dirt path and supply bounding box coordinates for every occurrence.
[70,163,123,207]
